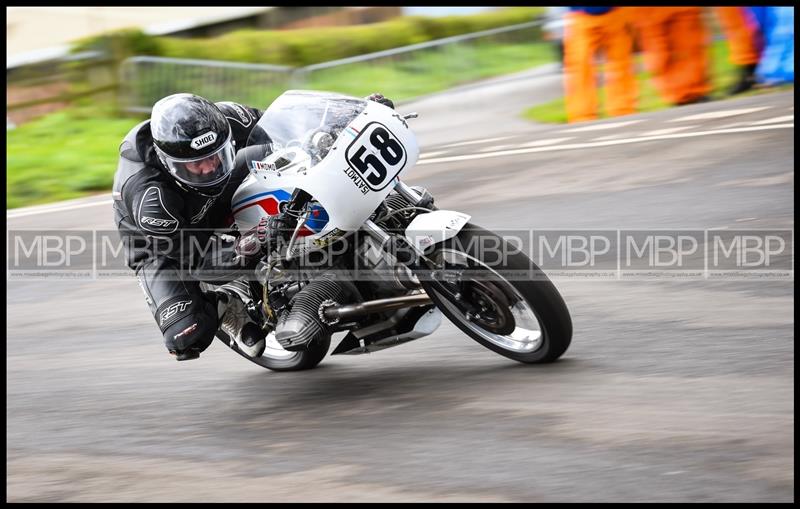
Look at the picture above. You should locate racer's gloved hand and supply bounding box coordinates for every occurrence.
[234,214,293,259]
[261,214,295,254]
[366,92,395,110]
[234,216,269,259]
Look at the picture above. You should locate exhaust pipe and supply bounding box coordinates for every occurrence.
[320,292,432,324]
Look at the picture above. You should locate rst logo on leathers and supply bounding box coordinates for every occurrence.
[160,300,192,326]
[191,131,217,150]
[345,122,407,193]
[141,216,178,228]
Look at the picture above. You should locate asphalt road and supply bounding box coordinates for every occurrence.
[6,80,794,502]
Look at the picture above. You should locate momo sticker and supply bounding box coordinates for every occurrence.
[251,160,277,172]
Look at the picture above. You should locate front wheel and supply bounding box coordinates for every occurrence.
[418,224,572,364]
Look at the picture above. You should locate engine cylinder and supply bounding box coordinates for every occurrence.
[275,272,359,351]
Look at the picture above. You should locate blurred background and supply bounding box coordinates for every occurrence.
[6,6,793,209]
[6,6,542,207]
[6,6,794,503]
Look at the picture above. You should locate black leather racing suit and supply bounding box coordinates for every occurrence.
[112,102,263,356]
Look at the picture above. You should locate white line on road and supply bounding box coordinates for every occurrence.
[748,115,794,126]
[638,126,697,136]
[591,134,630,141]
[7,197,114,219]
[735,217,758,222]
[718,122,749,129]
[559,120,644,133]
[437,136,516,148]
[417,124,794,165]
[478,144,516,152]
[419,150,450,159]
[668,107,771,122]
[519,137,575,147]
[482,138,575,151]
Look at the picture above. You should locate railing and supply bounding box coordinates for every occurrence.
[119,57,295,114]
[118,20,544,113]
[6,19,544,125]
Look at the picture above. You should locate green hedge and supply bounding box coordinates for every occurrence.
[73,7,544,66]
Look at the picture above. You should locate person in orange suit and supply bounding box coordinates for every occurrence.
[563,7,638,123]
[632,7,712,106]
[714,6,762,94]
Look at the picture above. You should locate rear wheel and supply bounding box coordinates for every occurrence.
[202,279,330,372]
[419,224,572,364]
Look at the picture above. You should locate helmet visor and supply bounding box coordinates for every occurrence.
[159,137,235,187]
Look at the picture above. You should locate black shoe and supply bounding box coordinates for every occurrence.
[728,64,757,95]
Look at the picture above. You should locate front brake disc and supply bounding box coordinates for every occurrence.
[464,279,516,335]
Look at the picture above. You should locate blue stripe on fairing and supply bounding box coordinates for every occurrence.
[232,188,330,232]
[232,189,291,209]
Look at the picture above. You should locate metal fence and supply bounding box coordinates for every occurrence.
[119,57,295,113]
[296,20,543,96]
[119,20,544,113]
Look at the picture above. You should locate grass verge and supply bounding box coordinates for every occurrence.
[7,104,147,209]
[8,40,554,209]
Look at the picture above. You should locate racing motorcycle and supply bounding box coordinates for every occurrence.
[217,90,572,371]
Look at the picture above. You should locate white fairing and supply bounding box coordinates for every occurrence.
[231,175,275,231]
[232,92,420,248]
[404,210,471,252]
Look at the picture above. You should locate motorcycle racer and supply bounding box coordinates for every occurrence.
[113,92,394,361]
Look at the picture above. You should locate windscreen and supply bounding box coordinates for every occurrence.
[245,90,368,170]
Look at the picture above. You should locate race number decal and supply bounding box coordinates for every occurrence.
[345,122,407,192]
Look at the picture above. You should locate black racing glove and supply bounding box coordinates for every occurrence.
[235,216,269,259]
[366,92,395,110]
[234,214,294,259]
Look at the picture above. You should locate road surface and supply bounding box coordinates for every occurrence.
[6,76,793,501]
